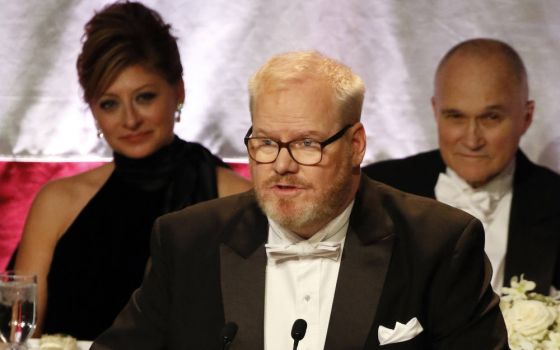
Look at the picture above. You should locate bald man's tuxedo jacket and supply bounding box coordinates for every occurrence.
[363,150,560,294]
[92,176,507,349]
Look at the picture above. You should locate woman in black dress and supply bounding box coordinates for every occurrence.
[14,1,251,340]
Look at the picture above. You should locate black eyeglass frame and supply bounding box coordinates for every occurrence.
[243,124,354,165]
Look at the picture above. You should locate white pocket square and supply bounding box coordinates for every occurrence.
[378,317,424,345]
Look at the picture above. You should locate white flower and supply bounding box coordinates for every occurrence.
[502,275,536,303]
[39,334,78,350]
[543,332,560,350]
[508,332,534,350]
[501,276,560,350]
[503,300,556,340]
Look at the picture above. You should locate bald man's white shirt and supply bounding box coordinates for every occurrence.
[435,161,514,291]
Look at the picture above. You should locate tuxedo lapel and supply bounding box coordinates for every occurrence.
[506,152,532,283]
[220,245,266,349]
[363,150,445,199]
[423,150,446,198]
[325,227,394,349]
[325,177,395,349]
[505,151,560,293]
[220,197,268,350]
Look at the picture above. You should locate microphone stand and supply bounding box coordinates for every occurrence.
[291,319,307,350]
[221,322,238,350]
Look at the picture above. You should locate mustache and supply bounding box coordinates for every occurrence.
[262,175,311,188]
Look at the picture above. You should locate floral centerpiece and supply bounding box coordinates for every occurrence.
[39,334,78,350]
[500,276,560,350]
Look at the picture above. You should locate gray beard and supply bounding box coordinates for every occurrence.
[255,160,353,235]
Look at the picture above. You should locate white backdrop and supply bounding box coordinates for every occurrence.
[1,0,560,170]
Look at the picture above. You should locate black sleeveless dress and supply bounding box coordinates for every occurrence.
[43,136,226,340]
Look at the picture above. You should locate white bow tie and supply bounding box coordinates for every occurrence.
[265,241,341,264]
[435,173,501,221]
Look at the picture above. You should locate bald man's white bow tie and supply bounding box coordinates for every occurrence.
[265,241,341,264]
[435,173,501,221]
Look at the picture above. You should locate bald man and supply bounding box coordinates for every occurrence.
[363,38,560,294]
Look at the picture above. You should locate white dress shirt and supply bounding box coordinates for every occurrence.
[435,161,515,291]
[264,202,354,350]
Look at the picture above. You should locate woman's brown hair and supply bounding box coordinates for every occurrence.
[77,1,183,103]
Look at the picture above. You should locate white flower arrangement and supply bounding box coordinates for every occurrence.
[500,276,560,350]
[39,334,78,350]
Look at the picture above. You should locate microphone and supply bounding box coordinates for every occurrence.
[291,319,307,350]
[220,321,238,350]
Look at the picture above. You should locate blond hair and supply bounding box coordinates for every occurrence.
[249,51,365,124]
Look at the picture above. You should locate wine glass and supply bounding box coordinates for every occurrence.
[0,272,37,350]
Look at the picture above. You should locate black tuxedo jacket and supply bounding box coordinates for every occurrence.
[363,150,560,294]
[92,176,507,349]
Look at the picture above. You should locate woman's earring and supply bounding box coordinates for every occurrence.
[175,103,183,122]
[96,128,103,138]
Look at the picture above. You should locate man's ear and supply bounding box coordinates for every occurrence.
[431,96,438,121]
[521,100,535,134]
[350,122,366,167]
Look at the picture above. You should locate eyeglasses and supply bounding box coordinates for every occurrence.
[244,124,354,165]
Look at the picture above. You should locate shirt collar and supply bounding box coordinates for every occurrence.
[446,158,515,198]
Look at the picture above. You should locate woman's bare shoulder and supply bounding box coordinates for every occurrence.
[40,163,113,199]
[28,163,114,238]
[216,166,252,198]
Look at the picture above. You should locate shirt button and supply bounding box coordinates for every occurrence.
[304,295,311,302]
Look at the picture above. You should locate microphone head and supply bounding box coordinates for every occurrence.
[291,319,307,341]
[221,322,238,343]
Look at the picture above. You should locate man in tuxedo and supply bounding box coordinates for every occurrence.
[92,51,507,349]
[363,38,560,294]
